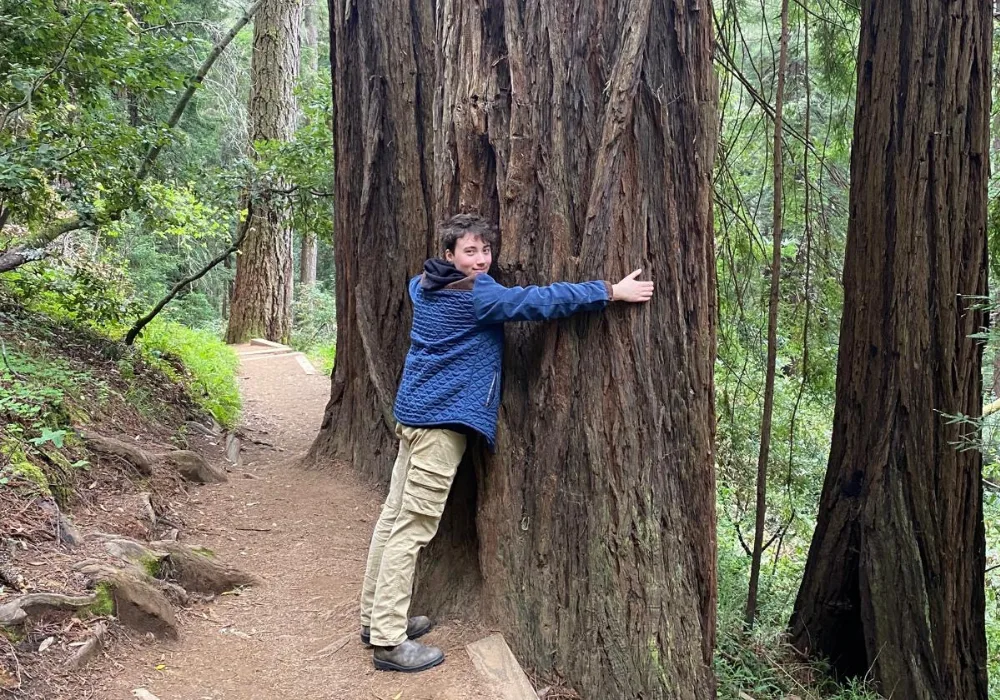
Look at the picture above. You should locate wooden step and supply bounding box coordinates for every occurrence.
[466,634,537,700]
[236,346,295,358]
[249,338,288,349]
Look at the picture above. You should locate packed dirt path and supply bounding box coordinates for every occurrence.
[92,349,499,700]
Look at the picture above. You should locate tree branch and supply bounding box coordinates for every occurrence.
[140,20,212,33]
[134,0,265,183]
[124,203,254,345]
[0,246,48,274]
[0,216,89,273]
[268,185,336,197]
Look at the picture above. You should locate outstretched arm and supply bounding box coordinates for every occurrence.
[473,269,654,324]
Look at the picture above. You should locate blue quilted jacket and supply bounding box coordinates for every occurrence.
[392,268,612,450]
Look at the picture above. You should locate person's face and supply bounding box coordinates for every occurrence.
[445,233,492,276]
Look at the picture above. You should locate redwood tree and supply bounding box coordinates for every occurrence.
[313,0,718,696]
[226,0,302,344]
[789,0,991,696]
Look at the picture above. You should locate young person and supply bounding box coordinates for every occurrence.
[360,214,654,672]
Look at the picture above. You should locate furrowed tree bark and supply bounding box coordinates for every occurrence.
[789,0,991,696]
[314,0,718,696]
[307,0,436,475]
[226,0,302,344]
[746,0,790,628]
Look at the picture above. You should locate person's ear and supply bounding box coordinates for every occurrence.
[444,249,455,262]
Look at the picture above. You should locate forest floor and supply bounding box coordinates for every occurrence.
[87,347,502,700]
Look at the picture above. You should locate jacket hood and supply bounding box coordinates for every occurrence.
[420,258,468,291]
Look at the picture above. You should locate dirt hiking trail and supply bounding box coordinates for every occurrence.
[92,348,501,700]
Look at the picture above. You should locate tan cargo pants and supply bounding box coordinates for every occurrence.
[360,423,466,647]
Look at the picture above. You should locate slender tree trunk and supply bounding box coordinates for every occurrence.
[313,0,718,696]
[745,0,790,627]
[789,0,991,696]
[298,0,319,287]
[299,233,318,286]
[303,0,319,73]
[226,0,302,344]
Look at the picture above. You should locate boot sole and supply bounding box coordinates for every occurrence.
[361,625,432,647]
[373,653,445,673]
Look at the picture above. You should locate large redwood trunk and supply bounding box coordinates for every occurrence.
[226,0,302,344]
[307,0,436,476]
[314,1,718,696]
[788,0,991,696]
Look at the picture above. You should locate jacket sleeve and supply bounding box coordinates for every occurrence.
[472,274,612,324]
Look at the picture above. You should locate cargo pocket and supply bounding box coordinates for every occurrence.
[401,460,456,517]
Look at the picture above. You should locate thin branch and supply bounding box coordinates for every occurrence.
[787,2,814,502]
[124,203,254,345]
[0,8,100,133]
[140,20,212,33]
[268,185,335,198]
[1,339,23,380]
[734,520,753,557]
[762,509,797,552]
[747,0,792,629]
[134,0,265,183]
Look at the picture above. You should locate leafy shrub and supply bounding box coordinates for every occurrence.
[2,255,139,335]
[291,283,336,372]
[715,523,882,700]
[137,319,241,427]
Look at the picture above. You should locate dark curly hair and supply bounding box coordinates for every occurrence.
[438,213,498,254]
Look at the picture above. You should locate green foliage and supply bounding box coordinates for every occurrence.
[2,254,139,333]
[0,337,104,495]
[0,349,96,430]
[306,341,336,375]
[0,0,195,232]
[986,493,1000,700]
[716,518,881,700]
[136,319,240,426]
[29,427,67,448]
[289,282,336,371]
[253,77,335,246]
[0,436,52,495]
[139,553,162,578]
[113,181,237,326]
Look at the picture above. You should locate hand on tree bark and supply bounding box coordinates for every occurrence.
[612,269,654,303]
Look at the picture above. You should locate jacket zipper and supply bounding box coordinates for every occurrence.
[485,371,498,406]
